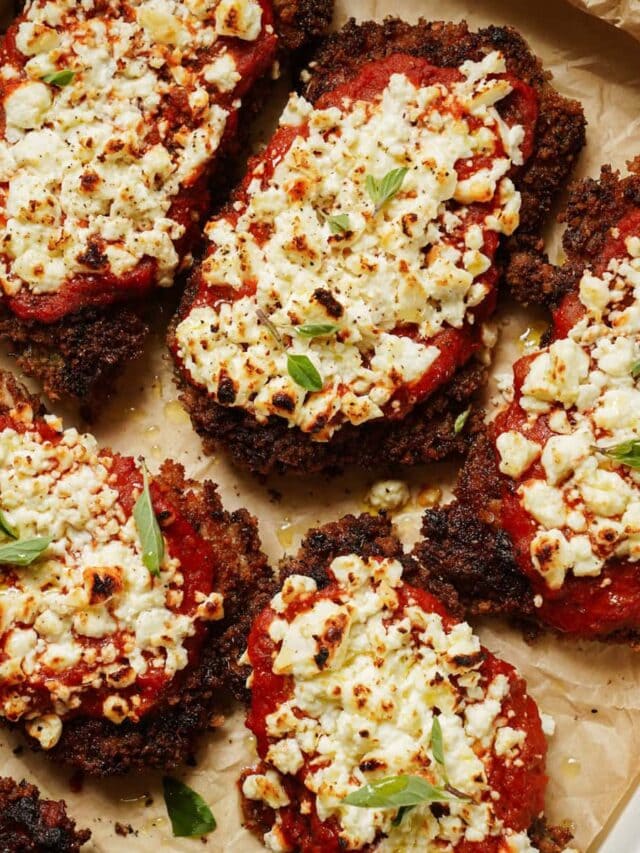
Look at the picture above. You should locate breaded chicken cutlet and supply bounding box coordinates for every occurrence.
[0,370,272,775]
[169,17,586,476]
[0,0,333,412]
[416,165,640,643]
[239,513,573,853]
[0,776,89,853]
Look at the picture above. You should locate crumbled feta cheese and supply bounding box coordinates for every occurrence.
[175,54,525,440]
[366,480,411,512]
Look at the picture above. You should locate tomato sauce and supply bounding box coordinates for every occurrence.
[243,574,547,852]
[0,0,278,324]
[183,53,539,422]
[493,210,640,636]
[0,413,219,720]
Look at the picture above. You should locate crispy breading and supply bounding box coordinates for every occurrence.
[0,372,273,775]
[0,776,90,853]
[172,17,586,475]
[414,167,640,642]
[0,0,334,414]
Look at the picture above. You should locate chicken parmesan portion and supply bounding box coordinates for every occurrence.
[0,0,278,323]
[416,166,640,642]
[0,372,271,773]
[491,213,640,634]
[241,549,559,853]
[173,48,535,441]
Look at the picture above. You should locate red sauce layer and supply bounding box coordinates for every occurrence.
[177,52,539,423]
[0,412,218,720]
[493,210,640,636]
[243,573,547,852]
[0,0,278,324]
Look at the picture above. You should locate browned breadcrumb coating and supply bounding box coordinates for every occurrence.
[171,17,586,476]
[414,167,640,642]
[243,513,573,852]
[0,372,272,775]
[0,777,90,853]
[0,0,334,413]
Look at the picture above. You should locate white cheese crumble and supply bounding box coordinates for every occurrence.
[244,554,537,851]
[0,404,223,746]
[365,479,410,512]
[175,51,525,440]
[496,235,640,589]
[0,0,270,297]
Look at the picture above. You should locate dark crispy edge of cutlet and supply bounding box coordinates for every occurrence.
[0,371,273,775]
[0,776,90,853]
[241,514,573,851]
[171,17,586,476]
[0,0,334,415]
[414,166,640,643]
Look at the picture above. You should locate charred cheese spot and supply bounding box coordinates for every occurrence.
[175,52,525,440]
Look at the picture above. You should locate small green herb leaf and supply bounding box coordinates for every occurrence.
[430,716,446,777]
[366,167,408,211]
[454,407,471,435]
[0,508,18,540]
[41,69,74,87]
[631,360,640,379]
[343,775,454,809]
[0,537,51,566]
[295,323,339,339]
[327,213,351,234]
[133,466,164,577]
[163,777,216,838]
[600,439,640,470]
[391,805,415,826]
[287,354,323,392]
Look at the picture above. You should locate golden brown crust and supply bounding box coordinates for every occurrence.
[0,776,90,853]
[0,0,334,413]
[0,371,273,775]
[172,17,586,476]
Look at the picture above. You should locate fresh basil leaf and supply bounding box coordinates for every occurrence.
[600,439,640,470]
[295,324,339,339]
[430,716,446,774]
[366,167,408,210]
[0,508,18,540]
[453,407,471,435]
[631,360,640,379]
[163,777,216,838]
[0,537,51,566]
[287,354,323,392]
[391,805,415,826]
[133,466,164,577]
[41,69,74,87]
[327,213,351,235]
[343,775,453,809]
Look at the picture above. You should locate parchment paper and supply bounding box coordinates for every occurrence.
[1,0,640,850]
[568,0,640,43]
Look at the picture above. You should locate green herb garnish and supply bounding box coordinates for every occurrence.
[133,465,164,577]
[599,439,640,470]
[41,69,74,87]
[343,775,455,810]
[287,354,323,392]
[454,407,471,435]
[631,360,640,379]
[366,167,408,211]
[0,537,51,566]
[431,716,446,775]
[0,508,18,540]
[295,323,339,339]
[162,777,216,838]
[391,805,415,826]
[326,213,351,235]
